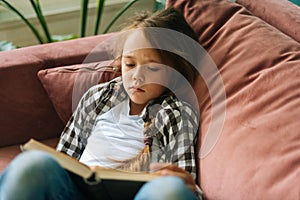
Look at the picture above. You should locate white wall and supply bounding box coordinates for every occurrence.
[0,0,154,47]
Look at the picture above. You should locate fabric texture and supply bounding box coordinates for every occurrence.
[0,151,198,200]
[134,176,198,200]
[79,97,145,168]
[167,0,300,199]
[56,77,199,180]
[236,0,300,43]
[0,151,85,199]
[37,62,120,124]
[0,33,115,147]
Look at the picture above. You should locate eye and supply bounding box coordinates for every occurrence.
[125,63,135,67]
[148,66,160,72]
[146,63,162,72]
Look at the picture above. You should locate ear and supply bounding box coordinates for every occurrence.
[111,57,122,72]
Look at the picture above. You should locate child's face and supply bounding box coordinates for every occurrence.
[121,48,170,107]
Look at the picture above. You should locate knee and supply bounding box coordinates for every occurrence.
[0,151,77,199]
[153,176,186,191]
[135,176,196,200]
[4,150,59,181]
[12,150,56,168]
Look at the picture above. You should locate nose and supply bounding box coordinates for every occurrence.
[132,65,145,82]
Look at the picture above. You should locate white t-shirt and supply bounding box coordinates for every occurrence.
[79,97,145,168]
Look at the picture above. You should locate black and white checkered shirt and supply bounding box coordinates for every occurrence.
[56,77,200,181]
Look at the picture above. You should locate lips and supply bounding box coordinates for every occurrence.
[130,86,145,92]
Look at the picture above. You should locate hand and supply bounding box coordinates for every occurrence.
[150,163,197,192]
[89,166,107,170]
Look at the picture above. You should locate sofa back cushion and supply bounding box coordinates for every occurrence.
[167,0,300,199]
[237,0,300,43]
[38,62,121,124]
[0,33,115,147]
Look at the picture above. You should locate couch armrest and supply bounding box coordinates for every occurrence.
[0,33,115,147]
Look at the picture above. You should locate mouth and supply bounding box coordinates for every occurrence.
[130,86,145,92]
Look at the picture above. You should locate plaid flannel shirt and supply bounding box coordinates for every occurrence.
[56,77,200,181]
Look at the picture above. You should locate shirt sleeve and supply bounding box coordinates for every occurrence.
[154,99,200,180]
[56,83,108,159]
[196,185,204,200]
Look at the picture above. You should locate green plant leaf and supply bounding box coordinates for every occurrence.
[94,0,105,35]
[0,0,44,43]
[103,0,140,34]
[0,41,17,51]
[154,0,166,11]
[80,0,89,37]
[29,0,52,43]
[51,34,78,42]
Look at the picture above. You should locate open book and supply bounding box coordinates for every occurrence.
[21,139,158,200]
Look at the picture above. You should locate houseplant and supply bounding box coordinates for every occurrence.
[0,0,166,50]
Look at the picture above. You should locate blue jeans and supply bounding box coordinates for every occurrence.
[0,151,197,200]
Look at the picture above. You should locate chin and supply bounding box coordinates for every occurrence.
[131,99,148,105]
[129,96,148,105]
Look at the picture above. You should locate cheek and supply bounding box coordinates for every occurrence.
[148,84,167,96]
[121,68,131,81]
[121,74,130,92]
[121,64,127,76]
[149,72,170,88]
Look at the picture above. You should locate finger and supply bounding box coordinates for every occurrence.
[89,166,107,170]
[150,163,172,172]
[155,164,186,173]
[159,169,188,181]
[158,169,197,192]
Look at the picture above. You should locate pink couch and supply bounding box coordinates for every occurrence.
[0,0,299,199]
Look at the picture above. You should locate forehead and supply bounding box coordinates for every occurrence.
[123,30,153,54]
[123,48,161,60]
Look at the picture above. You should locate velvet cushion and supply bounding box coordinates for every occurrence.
[236,0,300,43]
[167,0,300,199]
[0,137,59,172]
[38,62,121,124]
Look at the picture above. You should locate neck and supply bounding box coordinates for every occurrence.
[129,100,146,115]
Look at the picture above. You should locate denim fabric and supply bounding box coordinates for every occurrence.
[0,151,197,200]
[0,151,85,200]
[135,176,198,200]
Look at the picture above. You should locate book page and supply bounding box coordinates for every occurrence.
[95,168,158,182]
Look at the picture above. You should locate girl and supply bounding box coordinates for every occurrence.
[0,8,203,200]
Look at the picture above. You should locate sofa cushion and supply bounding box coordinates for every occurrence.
[0,137,59,172]
[38,61,121,124]
[236,0,300,43]
[167,0,300,199]
[0,33,116,148]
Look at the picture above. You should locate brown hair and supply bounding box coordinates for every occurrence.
[121,7,198,86]
[114,7,199,172]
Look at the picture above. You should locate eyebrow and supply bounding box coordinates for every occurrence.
[123,55,135,59]
[123,55,160,63]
